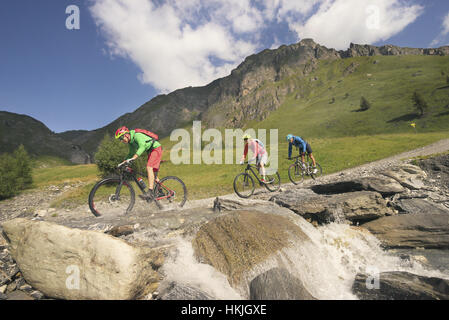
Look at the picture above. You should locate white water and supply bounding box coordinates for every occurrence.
[161,215,449,300]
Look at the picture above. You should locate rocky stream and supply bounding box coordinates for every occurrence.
[1,141,449,300]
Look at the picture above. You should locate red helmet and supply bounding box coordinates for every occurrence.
[115,126,129,140]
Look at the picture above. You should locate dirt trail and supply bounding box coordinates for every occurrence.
[1,139,449,221]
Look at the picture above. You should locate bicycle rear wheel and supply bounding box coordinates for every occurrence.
[309,162,323,180]
[154,176,187,209]
[88,177,135,217]
[264,171,281,192]
[233,173,255,198]
[288,163,305,185]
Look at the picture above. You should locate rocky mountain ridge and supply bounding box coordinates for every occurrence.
[2,39,449,161]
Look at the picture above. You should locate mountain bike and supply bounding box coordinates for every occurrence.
[233,161,281,198]
[88,160,187,217]
[288,154,322,185]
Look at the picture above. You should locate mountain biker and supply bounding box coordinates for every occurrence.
[240,134,268,182]
[286,134,318,174]
[115,126,162,200]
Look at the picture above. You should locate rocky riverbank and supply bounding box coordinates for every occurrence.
[1,149,449,300]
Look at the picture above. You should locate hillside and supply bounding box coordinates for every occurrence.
[0,111,90,164]
[58,39,449,158]
[2,40,449,162]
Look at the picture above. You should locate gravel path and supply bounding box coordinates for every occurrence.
[1,139,449,221]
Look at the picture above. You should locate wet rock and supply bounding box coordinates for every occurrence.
[362,212,449,249]
[157,281,215,300]
[272,190,393,224]
[105,225,135,237]
[352,271,449,300]
[383,164,427,190]
[213,197,269,213]
[311,176,405,196]
[393,198,449,215]
[249,268,316,300]
[2,218,164,300]
[192,210,310,287]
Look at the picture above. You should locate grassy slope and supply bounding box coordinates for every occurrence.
[26,55,449,207]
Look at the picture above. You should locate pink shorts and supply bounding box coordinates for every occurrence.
[147,147,162,172]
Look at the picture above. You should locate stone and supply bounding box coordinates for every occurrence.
[105,225,135,237]
[249,268,316,300]
[272,189,394,224]
[30,290,45,300]
[192,210,310,287]
[0,292,6,300]
[157,281,215,300]
[311,176,405,196]
[2,218,164,300]
[362,213,449,249]
[6,290,34,300]
[383,164,427,190]
[0,284,6,294]
[352,271,449,300]
[393,198,449,215]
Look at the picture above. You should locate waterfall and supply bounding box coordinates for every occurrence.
[160,213,449,300]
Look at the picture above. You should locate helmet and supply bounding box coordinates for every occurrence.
[243,134,251,140]
[286,134,293,142]
[115,126,129,140]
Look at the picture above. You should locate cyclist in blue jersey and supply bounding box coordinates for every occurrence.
[286,134,318,174]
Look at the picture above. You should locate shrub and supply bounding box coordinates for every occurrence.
[359,96,371,111]
[0,145,33,199]
[94,134,149,178]
[94,134,128,177]
[412,91,428,117]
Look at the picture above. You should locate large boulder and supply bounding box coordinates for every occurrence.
[1,218,164,300]
[393,198,449,215]
[192,210,310,288]
[272,190,394,224]
[352,271,449,300]
[311,176,405,196]
[362,213,449,249]
[383,164,427,190]
[249,268,316,300]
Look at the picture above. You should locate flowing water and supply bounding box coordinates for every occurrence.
[160,213,449,300]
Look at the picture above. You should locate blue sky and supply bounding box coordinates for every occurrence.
[1,0,449,133]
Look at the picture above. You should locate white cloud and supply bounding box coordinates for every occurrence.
[90,0,424,93]
[89,0,259,92]
[289,0,424,50]
[430,11,449,47]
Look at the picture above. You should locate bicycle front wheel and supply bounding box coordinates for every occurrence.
[264,171,281,192]
[288,163,305,185]
[88,177,135,217]
[233,173,255,198]
[154,176,187,209]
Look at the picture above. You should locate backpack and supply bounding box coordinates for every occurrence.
[253,138,265,149]
[134,128,159,141]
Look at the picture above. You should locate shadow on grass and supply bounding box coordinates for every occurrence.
[387,113,420,123]
[351,108,369,113]
[436,110,449,117]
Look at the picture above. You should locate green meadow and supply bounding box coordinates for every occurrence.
[27,55,449,208]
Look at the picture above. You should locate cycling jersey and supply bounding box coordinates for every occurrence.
[288,136,308,158]
[126,130,161,159]
[244,139,266,159]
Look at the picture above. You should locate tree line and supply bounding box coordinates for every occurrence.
[0,145,33,199]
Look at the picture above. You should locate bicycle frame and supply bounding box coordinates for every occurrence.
[117,165,174,201]
[244,163,264,183]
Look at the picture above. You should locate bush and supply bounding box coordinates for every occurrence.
[412,91,428,117]
[359,96,371,111]
[94,134,149,178]
[94,134,128,177]
[0,145,33,200]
